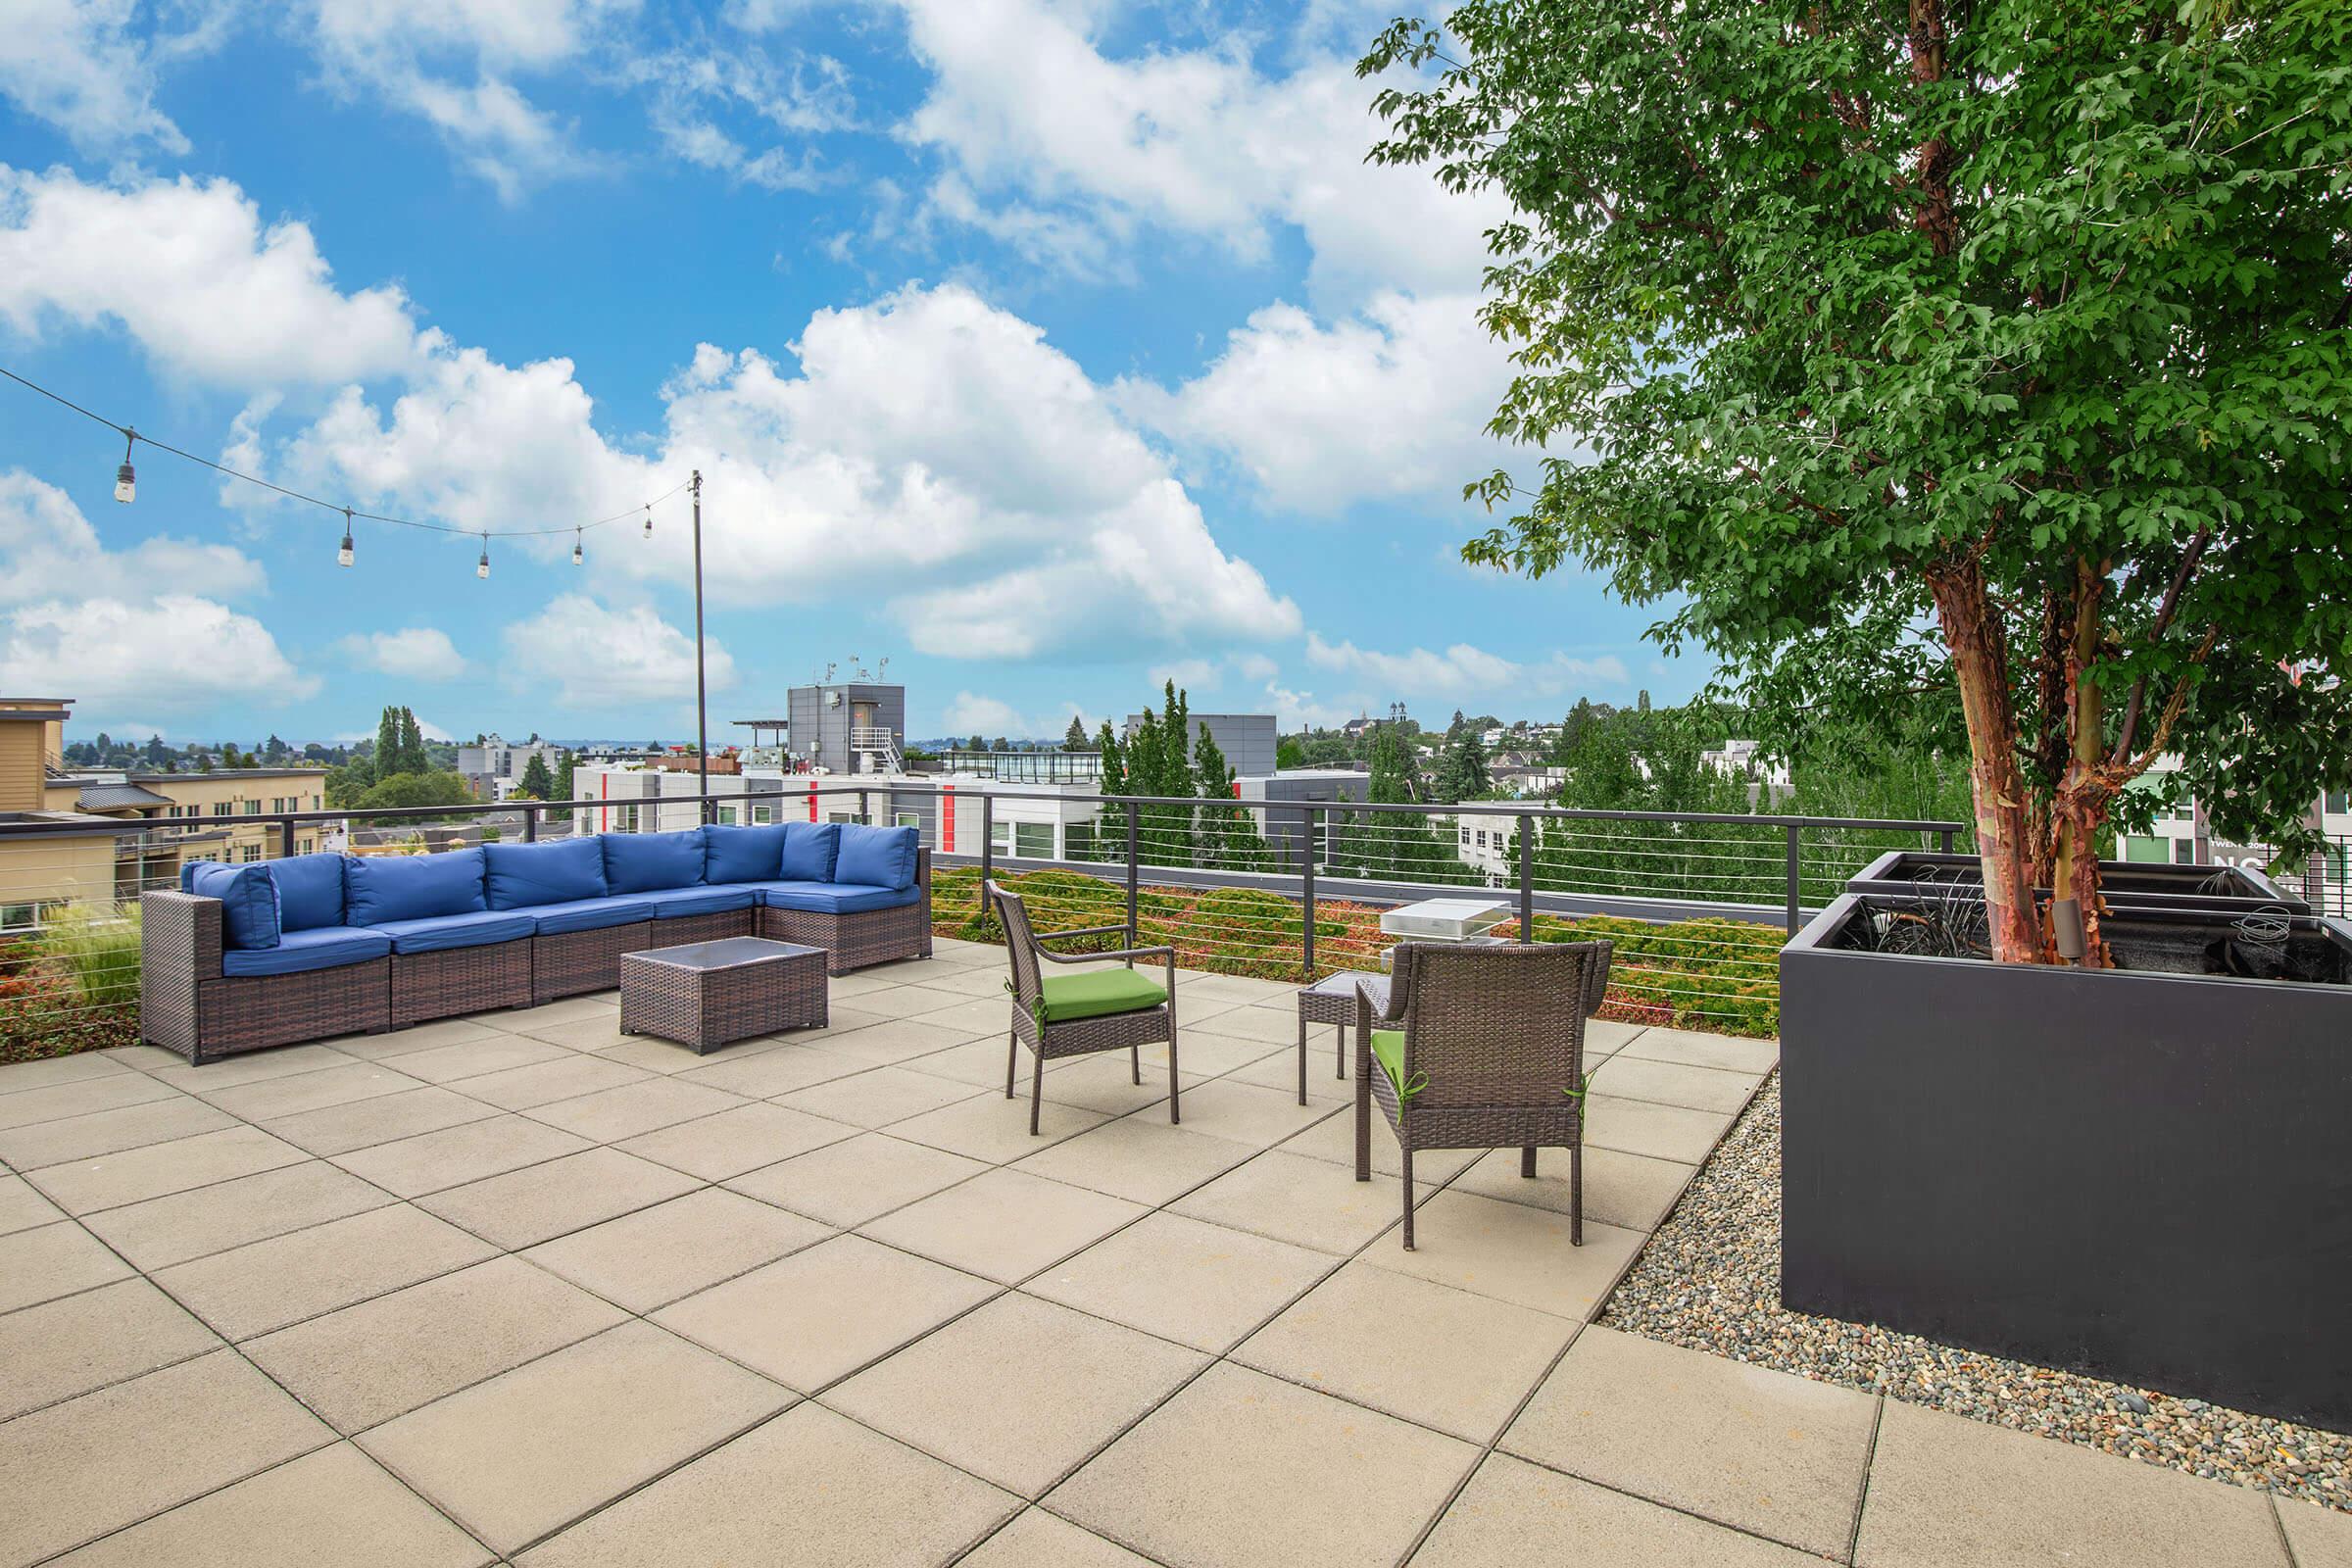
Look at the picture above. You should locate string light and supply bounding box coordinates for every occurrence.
[0,366,688,577]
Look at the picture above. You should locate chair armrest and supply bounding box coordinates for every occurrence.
[1037,944,1174,967]
[1037,924,1128,944]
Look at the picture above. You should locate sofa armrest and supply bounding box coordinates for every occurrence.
[140,890,221,1060]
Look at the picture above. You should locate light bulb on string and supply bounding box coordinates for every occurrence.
[337,508,355,567]
[114,428,135,504]
[477,535,490,580]
[572,528,583,566]
[642,504,653,539]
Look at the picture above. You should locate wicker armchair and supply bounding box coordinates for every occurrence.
[988,881,1179,1135]
[1353,939,1612,1250]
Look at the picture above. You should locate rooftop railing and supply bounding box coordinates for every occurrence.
[0,783,1977,1054]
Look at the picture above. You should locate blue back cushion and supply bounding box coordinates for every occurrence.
[345,849,487,926]
[187,862,281,950]
[263,853,345,932]
[704,824,787,884]
[779,821,841,883]
[483,838,606,908]
[833,823,918,891]
[602,829,707,894]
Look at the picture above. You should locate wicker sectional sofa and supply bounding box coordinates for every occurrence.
[141,821,930,1063]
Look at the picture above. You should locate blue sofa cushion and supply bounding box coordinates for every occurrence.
[484,838,605,908]
[834,823,918,891]
[371,909,536,955]
[704,823,788,885]
[778,821,841,883]
[220,925,388,976]
[345,849,486,926]
[635,885,758,919]
[603,829,707,894]
[754,880,918,915]
[187,862,281,951]
[528,897,655,935]
[264,853,346,932]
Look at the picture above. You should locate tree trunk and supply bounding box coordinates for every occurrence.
[2049,558,2116,967]
[1929,558,2046,963]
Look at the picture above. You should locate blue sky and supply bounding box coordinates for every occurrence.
[0,0,1695,750]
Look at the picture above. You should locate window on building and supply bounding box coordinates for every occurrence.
[615,805,640,831]
[827,810,859,825]
[0,903,52,933]
[1015,821,1054,859]
[714,806,739,824]
[2328,792,2350,815]
[240,845,263,863]
[2174,837,2196,864]
[243,800,262,814]
[896,812,922,830]
[2122,835,2169,863]
[990,821,1011,854]
[752,805,773,824]
[1475,830,1489,848]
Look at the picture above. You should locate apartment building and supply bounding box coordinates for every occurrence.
[455,733,565,801]
[2116,756,2350,912]
[0,699,152,929]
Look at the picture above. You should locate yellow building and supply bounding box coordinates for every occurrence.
[41,766,334,902]
[0,699,145,932]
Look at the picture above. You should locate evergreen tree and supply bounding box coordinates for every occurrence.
[516,753,556,800]
[373,708,403,775]
[1063,714,1088,750]
[1436,729,1492,804]
[143,735,167,767]
[550,751,577,824]
[966,734,986,752]
[396,709,426,774]
[1095,721,1125,797]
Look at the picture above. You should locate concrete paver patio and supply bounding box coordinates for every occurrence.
[0,937,2328,1565]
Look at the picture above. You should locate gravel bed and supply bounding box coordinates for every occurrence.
[1600,1072,2350,1511]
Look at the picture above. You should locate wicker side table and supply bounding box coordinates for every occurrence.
[1295,970,1390,1104]
[619,937,827,1054]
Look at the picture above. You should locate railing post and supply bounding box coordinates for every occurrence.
[1785,824,1802,936]
[1937,828,1955,855]
[522,806,538,843]
[278,817,296,859]
[1299,805,1316,980]
[858,788,870,825]
[1518,813,1535,938]
[980,795,994,890]
[1124,800,1140,947]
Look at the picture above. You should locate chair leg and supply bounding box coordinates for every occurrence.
[1570,1142,1583,1247]
[1400,1148,1415,1250]
[1296,1011,1306,1105]
[1353,1044,1372,1182]
[1335,1021,1346,1080]
[1005,1030,1017,1100]
[1130,1042,1142,1086]
[1029,1050,1045,1136]
[1166,1025,1181,1126]
[1521,1146,1538,1178]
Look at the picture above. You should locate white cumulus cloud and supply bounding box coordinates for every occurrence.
[499,594,736,710]
[0,595,318,714]
[336,626,468,680]
[1305,633,1630,701]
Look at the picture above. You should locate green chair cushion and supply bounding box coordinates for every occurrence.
[1038,967,1167,1024]
[1369,1028,1425,1116]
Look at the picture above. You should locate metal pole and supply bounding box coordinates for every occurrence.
[980,794,994,890]
[1518,813,1536,938]
[858,788,870,826]
[1937,828,1955,855]
[522,807,538,843]
[1125,800,1140,947]
[278,817,296,859]
[691,468,709,819]
[1300,805,1316,978]
[1785,824,1802,935]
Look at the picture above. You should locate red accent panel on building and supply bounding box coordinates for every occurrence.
[941,786,956,852]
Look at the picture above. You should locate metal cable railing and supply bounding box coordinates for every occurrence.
[0,782,1967,1056]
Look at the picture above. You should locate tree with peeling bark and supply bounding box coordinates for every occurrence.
[1363,0,2352,964]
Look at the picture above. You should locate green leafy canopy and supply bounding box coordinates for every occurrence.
[1363,0,2352,860]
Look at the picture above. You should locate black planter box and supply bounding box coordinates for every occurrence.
[1845,849,2308,915]
[1781,894,2352,1430]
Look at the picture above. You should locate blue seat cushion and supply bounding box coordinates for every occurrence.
[528,897,655,935]
[778,821,841,883]
[636,885,758,919]
[221,925,389,976]
[371,909,537,955]
[484,838,606,909]
[264,853,346,932]
[754,880,918,915]
[704,823,788,884]
[345,849,486,926]
[834,823,918,891]
[603,829,707,894]
[187,862,281,951]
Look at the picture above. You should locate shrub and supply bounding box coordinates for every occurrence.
[40,904,141,1010]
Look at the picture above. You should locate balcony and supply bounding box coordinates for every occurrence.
[0,788,2341,1564]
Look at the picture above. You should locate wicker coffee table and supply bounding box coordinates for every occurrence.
[619,937,828,1054]
[1296,970,1390,1104]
